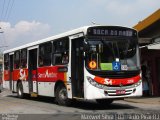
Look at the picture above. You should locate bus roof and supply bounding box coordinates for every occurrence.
[3,26,91,54]
[3,25,136,54]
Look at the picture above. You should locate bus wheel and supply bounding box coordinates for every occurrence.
[96,99,113,105]
[17,82,24,98]
[55,84,71,106]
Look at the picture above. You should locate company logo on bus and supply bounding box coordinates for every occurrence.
[104,78,112,85]
[38,70,57,78]
[87,27,136,37]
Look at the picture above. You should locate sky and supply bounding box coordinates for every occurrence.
[0,0,160,50]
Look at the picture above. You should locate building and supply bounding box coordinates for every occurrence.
[0,54,2,92]
[133,9,160,96]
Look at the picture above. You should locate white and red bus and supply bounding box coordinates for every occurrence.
[3,26,142,105]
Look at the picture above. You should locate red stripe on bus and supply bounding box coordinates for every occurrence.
[94,75,141,86]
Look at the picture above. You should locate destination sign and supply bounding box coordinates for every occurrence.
[87,27,137,37]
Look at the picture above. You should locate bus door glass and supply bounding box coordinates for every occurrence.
[9,54,13,90]
[28,48,38,93]
[71,37,84,97]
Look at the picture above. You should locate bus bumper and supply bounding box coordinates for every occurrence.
[84,76,142,100]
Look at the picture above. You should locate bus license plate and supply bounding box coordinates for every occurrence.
[116,90,125,95]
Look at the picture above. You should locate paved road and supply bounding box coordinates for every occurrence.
[0,90,160,120]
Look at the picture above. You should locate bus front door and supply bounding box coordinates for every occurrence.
[28,48,38,96]
[71,37,84,98]
[9,54,13,91]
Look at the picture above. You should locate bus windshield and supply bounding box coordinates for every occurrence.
[85,38,140,71]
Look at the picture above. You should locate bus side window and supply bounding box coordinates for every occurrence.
[39,42,52,67]
[4,54,9,70]
[53,53,62,65]
[52,38,69,65]
[14,51,20,69]
[20,49,27,68]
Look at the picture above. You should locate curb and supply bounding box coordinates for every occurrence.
[124,98,160,104]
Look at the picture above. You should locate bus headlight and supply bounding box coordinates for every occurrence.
[87,76,142,90]
[86,76,104,89]
[134,80,142,87]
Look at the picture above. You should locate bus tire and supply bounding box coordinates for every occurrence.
[17,82,24,98]
[96,99,113,105]
[55,84,71,106]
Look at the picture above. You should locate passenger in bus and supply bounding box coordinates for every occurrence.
[62,52,69,64]
[39,56,44,66]
[21,60,27,68]
[14,63,20,69]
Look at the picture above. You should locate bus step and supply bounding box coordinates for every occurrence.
[73,97,83,100]
[30,92,38,97]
